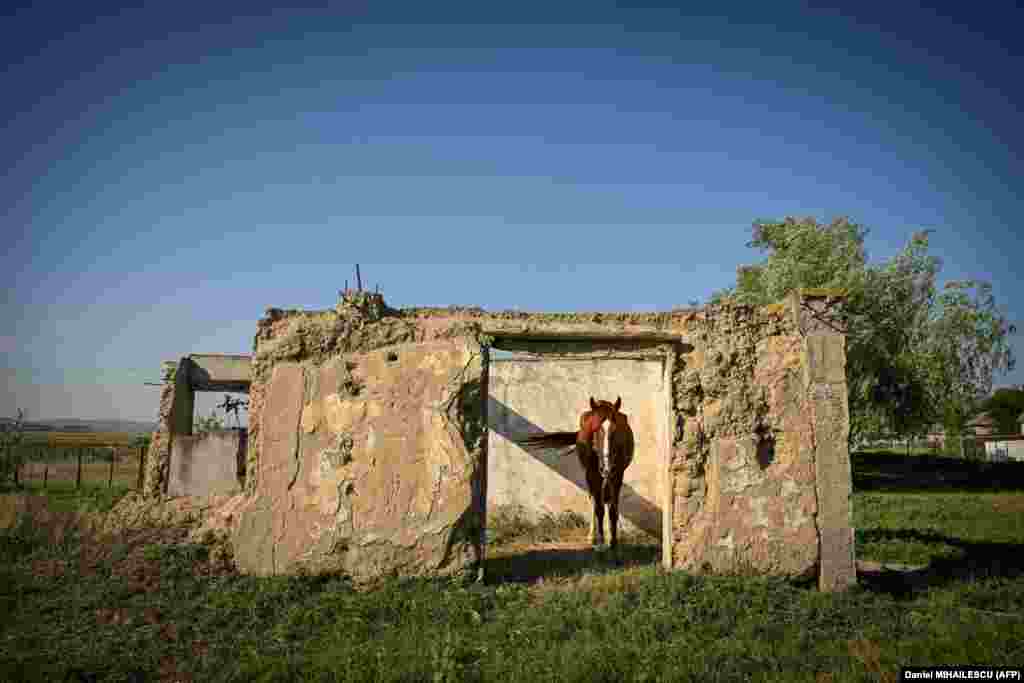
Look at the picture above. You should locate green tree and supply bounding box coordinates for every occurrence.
[713,217,1016,447]
[901,278,1016,455]
[193,410,224,434]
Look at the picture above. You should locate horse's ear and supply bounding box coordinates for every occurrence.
[614,396,621,411]
[590,397,597,411]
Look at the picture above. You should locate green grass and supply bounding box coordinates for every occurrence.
[854,491,1024,565]
[13,481,132,513]
[2,458,1024,682]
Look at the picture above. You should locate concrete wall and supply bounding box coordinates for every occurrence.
[168,430,246,497]
[231,327,486,581]
[488,351,668,537]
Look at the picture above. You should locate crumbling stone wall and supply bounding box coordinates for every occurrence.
[142,360,190,497]
[668,302,811,576]
[664,290,852,590]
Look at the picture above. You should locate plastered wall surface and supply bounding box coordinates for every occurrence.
[232,311,487,581]
[488,355,667,537]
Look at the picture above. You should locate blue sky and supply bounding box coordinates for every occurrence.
[2,1,1021,421]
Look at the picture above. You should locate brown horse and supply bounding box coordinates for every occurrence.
[516,397,635,548]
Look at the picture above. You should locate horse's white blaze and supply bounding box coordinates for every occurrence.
[600,418,612,477]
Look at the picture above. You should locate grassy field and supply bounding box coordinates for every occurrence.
[1,451,1023,682]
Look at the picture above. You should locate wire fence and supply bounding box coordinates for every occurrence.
[5,432,1019,493]
[857,433,1024,462]
[7,444,147,491]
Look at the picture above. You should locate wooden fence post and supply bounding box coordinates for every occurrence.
[108,449,115,488]
[43,464,48,489]
[137,446,145,491]
[76,448,83,489]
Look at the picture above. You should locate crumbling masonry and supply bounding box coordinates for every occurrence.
[144,288,855,591]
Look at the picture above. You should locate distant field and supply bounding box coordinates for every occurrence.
[20,431,148,447]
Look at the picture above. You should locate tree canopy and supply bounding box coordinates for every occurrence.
[710,217,1017,445]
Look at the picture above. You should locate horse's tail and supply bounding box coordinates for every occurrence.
[514,431,578,452]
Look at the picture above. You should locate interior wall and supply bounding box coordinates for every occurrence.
[167,429,247,498]
[487,353,667,538]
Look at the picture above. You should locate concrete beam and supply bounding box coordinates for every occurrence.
[188,354,252,393]
[489,330,686,343]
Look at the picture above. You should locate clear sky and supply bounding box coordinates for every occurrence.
[2,1,1021,422]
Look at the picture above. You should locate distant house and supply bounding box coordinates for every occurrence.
[965,411,1024,463]
[925,423,947,447]
[984,437,1024,463]
[965,412,997,436]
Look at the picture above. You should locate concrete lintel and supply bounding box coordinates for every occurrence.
[485,331,688,358]
[491,354,667,362]
[489,330,688,345]
[188,354,253,392]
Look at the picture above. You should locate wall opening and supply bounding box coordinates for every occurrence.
[164,354,252,497]
[483,336,676,573]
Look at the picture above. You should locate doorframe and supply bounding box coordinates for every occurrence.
[480,330,686,567]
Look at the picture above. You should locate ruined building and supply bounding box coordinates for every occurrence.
[144,288,855,591]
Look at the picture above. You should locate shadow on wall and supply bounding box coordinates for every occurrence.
[487,396,661,537]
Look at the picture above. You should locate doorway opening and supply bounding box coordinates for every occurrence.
[482,334,679,582]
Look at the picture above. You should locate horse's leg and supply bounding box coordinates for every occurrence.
[607,468,624,549]
[585,466,605,546]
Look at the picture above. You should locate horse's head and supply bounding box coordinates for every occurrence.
[587,396,621,425]
[585,397,622,473]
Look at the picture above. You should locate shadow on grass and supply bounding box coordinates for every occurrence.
[856,527,1024,599]
[485,542,660,584]
[853,451,1024,493]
